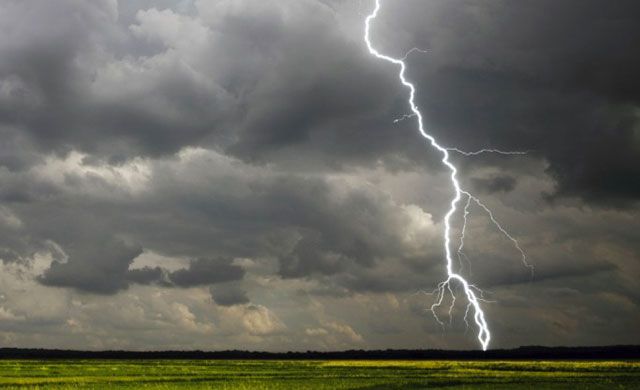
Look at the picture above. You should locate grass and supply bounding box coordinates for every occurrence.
[0,359,637,389]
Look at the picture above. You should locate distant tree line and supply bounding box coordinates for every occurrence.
[0,346,638,360]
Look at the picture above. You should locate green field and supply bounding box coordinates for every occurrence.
[0,360,638,389]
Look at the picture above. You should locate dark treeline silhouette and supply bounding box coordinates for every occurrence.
[0,346,638,360]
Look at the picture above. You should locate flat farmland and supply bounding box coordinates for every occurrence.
[0,360,638,389]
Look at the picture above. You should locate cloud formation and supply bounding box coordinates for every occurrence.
[0,0,637,350]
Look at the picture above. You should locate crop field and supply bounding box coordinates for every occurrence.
[0,359,638,389]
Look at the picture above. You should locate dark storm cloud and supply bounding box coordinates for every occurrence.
[169,258,245,287]
[126,266,169,286]
[379,0,640,204]
[37,244,245,294]
[474,255,617,289]
[0,0,437,172]
[0,0,638,350]
[38,238,143,294]
[0,0,229,161]
[2,150,436,294]
[209,285,250,307]
[0,128,43,172]
[112,258,246,292]
[471,175,517,194]
[1,0,638,203]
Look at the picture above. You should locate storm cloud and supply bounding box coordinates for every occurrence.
[0,0,637,350]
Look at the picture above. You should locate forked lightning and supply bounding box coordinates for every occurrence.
[364,0,532,351]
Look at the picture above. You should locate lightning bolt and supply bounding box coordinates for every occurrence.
[393,113,416,123]
[457,196,473,274]
[447,148,528,156]
[364,0,532,351]
[401,47,430,60]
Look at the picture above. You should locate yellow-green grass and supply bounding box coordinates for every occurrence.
[0,359,638,389]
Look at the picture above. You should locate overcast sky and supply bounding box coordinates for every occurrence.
[0,0,638,351]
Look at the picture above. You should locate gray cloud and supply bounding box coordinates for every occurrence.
[2,0,637,204]
[0,149,440,297]
[382,0,640,205]
[126,266,169,286]
[169,258,245,287]
[38,238,143,295]
[471,175,517,194]
[209,285,250,307]
[0,0,637,350]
